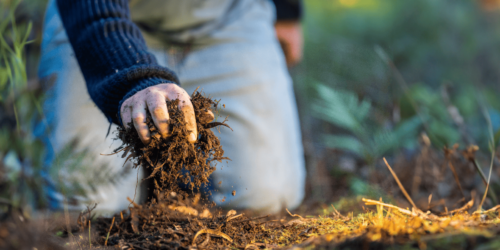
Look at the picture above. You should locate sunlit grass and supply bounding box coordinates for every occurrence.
[263,198,500,248]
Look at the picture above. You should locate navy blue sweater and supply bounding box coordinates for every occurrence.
[56,0,302,125]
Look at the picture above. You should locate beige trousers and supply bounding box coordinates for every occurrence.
[39,0,305,214]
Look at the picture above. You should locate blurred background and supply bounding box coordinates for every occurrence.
[293,0,500,212]
[3,0,500,214]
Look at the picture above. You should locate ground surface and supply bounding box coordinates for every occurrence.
[2,93,500,250]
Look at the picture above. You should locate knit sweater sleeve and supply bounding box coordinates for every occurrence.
[56,0,179,125]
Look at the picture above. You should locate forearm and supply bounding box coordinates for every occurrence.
[56,0,179,124]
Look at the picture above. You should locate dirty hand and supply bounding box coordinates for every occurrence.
[120,83,212,145]
[275,20,303,67]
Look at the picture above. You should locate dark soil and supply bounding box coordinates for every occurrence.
[94,192,291,249]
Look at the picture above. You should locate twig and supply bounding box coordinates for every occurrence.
[444,147,465,198]
[105,217,115,246]
[331,204,348,220]
[383,158,417,209]
[484,204,500,213]
[88,220,92,248]
[427,194,432,211]
[476,85,497,209]
[362,198,414,216]
[462,145,488,185]
[286,208,305,220]
[100,146,129,156]
[479,148,495,210]
[471,160,488,186]
[192,229,232,245]
[440,199,474,216]
[191,86,201,97]
[62,198,75,245]
[234,215,270,224]
[463,146,498,204]
[127,197,140,208]
[330,204,340,217]
[227,214,244,222]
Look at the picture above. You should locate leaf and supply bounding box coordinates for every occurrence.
[0,68,8,90]
[350,177,370,196]
[323,134,364,156]
[373,116,422,156]
[495,128,500,147]
[312,84,371,134]
[392,116,422,140]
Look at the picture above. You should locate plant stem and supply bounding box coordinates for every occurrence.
[472,160,488,186]
[105,217,115,246]
[89,220,91,248]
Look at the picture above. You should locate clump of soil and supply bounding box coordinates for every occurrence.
[116,91,230,194]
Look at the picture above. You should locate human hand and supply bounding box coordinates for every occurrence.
[275,21,303,67]
[120,83,212,144]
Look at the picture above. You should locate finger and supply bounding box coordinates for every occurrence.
[132,101,151,144]
[198,109,215,124]
[120,101,133,129]
[177,97,197,143]
[146,91,170,138]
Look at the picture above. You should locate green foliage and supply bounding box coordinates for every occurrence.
[0,0,127,211]
[294,0,500,165]
[0,0,42,209]
[312,83,421,164]
[348,177,388,200]
[399,84,462,148]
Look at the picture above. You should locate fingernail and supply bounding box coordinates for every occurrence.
[189,133,196,143]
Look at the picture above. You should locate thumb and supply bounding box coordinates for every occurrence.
[179,100,197,143]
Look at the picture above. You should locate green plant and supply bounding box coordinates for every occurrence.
[312,83,421,165]
[0,0,129,212]
[0,0,43,209]
[294,0,500,154]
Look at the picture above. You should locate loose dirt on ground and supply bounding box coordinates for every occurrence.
[85,92,500,249]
